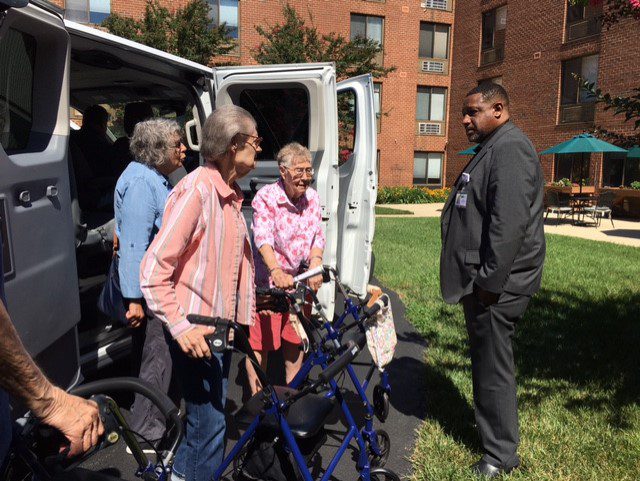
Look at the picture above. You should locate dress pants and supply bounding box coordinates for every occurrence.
[129,316,174,442]
[462,291,531,469]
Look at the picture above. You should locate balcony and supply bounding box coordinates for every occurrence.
[418,58,449,75]
[480,46,504,66]
[566,17,602,42]
[420,0,450,11]
[560,103,596,124]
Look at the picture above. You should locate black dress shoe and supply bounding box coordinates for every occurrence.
[471,459,519,478]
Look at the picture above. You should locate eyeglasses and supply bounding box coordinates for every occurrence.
[286,167,315,177]
[239,133,263,151]
[172,141,182,149]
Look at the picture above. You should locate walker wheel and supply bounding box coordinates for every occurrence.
[369,467,401,481]
[373,385,390,423]
[368,429,390,468]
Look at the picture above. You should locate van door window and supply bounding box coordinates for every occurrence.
[0,29,36,152]
[338,89,356,166]
[238,88,309,160]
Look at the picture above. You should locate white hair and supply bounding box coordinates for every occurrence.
[130,118,181,168]
[200,104,257,165]
[276,142,312,168]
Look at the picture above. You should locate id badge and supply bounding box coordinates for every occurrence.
[455,192,468,209]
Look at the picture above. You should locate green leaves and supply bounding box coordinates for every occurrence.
[253,4,395,81]
[101,0,235,65]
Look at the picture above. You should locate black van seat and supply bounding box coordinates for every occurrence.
[235,386,335,439]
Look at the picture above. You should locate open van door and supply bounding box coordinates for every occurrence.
[213,63,339,317]
[335,75,378,297]
[0,3,81,386]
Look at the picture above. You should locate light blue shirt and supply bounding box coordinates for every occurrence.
[114,161,172,299]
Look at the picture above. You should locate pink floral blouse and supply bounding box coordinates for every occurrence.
[252,179,325,288]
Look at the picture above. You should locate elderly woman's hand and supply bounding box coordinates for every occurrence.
[308,274,323,292]
[176,325,216,359]
[271,268,294,289]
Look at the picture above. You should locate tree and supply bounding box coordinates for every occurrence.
[102,0,235,65]
[569,0,640,146]
[253,4,395,81]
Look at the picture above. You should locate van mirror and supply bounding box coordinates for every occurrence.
[1,1,29,8]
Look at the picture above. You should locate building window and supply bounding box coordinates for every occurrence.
[414,152,443,186]
[603,152,640,188]
[416,87,446,135]
[373,83,382,133]
[566,0,602,41]
[554,153,591,184]
[0,29,35,152]
[419,23,449,59]
[376,149,381,179]
[480,6,507,66]
[560,54,598,123]
[208,0,239,39]
[479,76,503,86]
[64,0,111,24]
[350,14,384,48]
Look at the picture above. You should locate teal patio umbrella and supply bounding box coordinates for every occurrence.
[459,144,480,155]
[539,134,627,193]
[626,145,640,159]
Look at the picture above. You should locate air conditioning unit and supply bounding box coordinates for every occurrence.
[567,19,601,41]
[420,0,448,10]
[421,60,445,73]
[560,103,595,123]
[480,46,504,66]
[418,122,442,135]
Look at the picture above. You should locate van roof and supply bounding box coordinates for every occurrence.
[64,20,213,78]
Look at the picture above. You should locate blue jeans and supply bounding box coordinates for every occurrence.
[169,345,231,481]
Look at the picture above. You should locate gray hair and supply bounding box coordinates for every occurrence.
[276,142,312,168]
[200,105,257,165]
[130,118,182,168]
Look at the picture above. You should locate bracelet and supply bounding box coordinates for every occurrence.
[309,256,323,263]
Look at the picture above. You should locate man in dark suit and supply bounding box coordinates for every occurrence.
[440,83,546,477]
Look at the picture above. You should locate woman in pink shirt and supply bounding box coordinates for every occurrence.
[247,142,325,394]
[140,105,260,481]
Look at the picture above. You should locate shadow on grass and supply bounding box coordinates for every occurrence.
[516,288,640,429]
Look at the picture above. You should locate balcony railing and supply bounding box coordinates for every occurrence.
[560,103,596,124]
[566,17,602,41]
[480,46,504,66]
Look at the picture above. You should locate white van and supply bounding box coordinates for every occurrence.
[0,1,377,388]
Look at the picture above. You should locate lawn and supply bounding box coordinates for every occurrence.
[373,218,640,481]
[375,206,414,215]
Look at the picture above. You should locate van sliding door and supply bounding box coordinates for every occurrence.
[0,5,80,385]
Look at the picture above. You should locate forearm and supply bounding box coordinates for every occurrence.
[0,301,56,417]
[258,244,280,272]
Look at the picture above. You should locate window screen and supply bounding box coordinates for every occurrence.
[238,88,309,161]
[0,29,36,152]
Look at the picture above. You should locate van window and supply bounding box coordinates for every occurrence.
[338,89,356,166]
[238,88,309,160]
[0,29,36,152]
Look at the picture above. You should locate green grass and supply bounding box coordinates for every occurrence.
[375,206,413,215]
[373,218,640,481]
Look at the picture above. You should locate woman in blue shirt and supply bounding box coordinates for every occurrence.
[114,118,185,452]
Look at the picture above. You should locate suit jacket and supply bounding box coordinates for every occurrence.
[440,121,546,305]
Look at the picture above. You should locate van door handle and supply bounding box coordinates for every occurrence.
[19,191,31,204]
[46,186,59,198]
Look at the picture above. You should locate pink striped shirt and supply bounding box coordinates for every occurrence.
[140,164,255,339]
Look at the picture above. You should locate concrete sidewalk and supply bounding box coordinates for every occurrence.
[377,203,640,248]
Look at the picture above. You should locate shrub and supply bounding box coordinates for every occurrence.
[550,178,572,187]
[631,181,640,190]
[377,186,451,204]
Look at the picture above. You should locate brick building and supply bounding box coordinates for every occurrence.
[446,1,640,189]
[50,0,456,187]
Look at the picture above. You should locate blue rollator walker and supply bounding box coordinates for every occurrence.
[256,265,394,469]
[188,312,400,481]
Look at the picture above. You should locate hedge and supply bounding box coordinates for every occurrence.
[377,186,451,204]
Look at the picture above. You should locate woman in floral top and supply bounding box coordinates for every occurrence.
[247,142,325,394]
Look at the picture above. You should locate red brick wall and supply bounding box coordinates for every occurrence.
[55,0,456,187]
[446,0,640,187]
